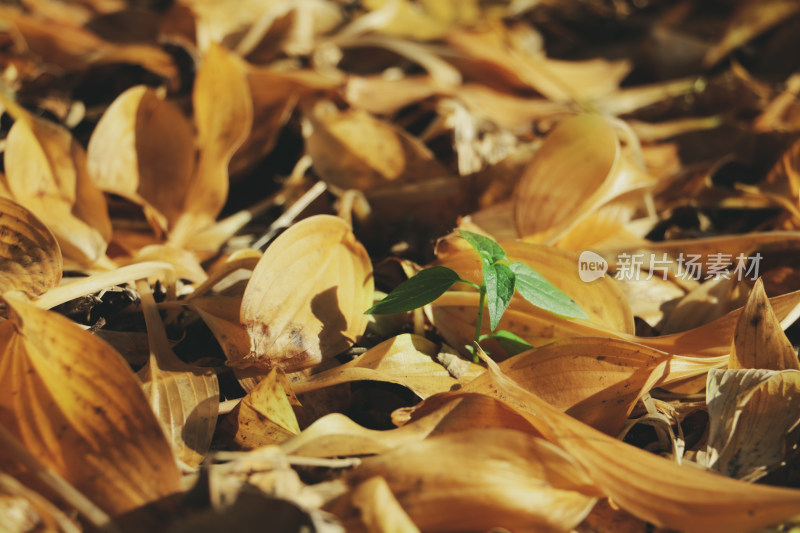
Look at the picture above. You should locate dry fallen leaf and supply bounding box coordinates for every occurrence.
[170,42,254,245]
[729,278,800,370]
[0,197,62,298]
[466,337,669,435]
[87,85,196,236]
[292,333,484,399]
[217,368,300,449]
[240,214,374,373]
[136,279,220,468]
[698,368,800,481]
[0,292,182,518]
[330,429,600,533]
[1,99,112,266]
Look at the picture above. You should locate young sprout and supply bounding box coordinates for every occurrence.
[366,230,588,360]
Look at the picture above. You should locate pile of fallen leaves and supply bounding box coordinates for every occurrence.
[2,0,800,531]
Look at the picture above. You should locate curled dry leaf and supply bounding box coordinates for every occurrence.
[332,429,599,533]
[217,368,300,449]
[136,280,220,468]
[303,101,450,191]
[729,278,800,370]
[171,42,254,244]
[87,85,196,235]
[282,391,538,458]
[292,333,484,399]
[0,292,181,517]
[698,368,800,482]
[2,105,112,266]
[514,114,654,243]
[240,215,373,373]
[344,476,420,533]
[0,197,62,298]
[466,337,669,435]
[473,352,800,533]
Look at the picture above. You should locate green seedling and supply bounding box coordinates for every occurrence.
[365,230,588,361]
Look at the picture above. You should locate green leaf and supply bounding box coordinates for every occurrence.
[365,266,463,314]
[456,229,506,264]
[479,330,534,356]
[510,262,589,319]
[484,262,515,331]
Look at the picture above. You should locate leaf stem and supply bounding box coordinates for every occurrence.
[472,284,486,362]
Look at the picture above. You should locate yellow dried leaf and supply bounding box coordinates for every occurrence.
[514,114,654,242]
[304,101,449,191]
[282,392,538,458]
[333,429,599,533]
[87,85,196,234]
[293,333,483,399]
[0,197,62,298]
[171,42,253,243]
[218,368,300,449]
[346,476,420,533]
[3,109,111,266]
[466,337,669,435]
[0,292,181,517]
[730,279,800,370]
[698,368,800,482]
[240,215,373,373]
[474,353,800,533]
[136,280,219,467]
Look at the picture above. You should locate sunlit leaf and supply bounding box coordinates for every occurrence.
[485,262,514,330]
[0,197,62,298]
[456,229,506,264]
[241,215,373,373]
[366,266,463,315]
[0,293,181,517]
[510,261,588,319]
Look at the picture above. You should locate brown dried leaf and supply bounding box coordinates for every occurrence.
[466,337,669,435]
[346,476,419,533]
[217,368,300,449]
[333,429,599,533]
[282,392,538,458]
[473,352,800,533]
[0,6,176,80]
[704,0,800,67]
[2,106,112,266]
[293,333,484,399]
[171,42,253,243]
[0,292,181,517]
[730,279,800,370]
[136,280,219,467]
[303,101,450,191]
[87,85,196,235]
[0,197,62,298]
[698,368,800,482]
[514,114,654,242]
[240,215,373,373]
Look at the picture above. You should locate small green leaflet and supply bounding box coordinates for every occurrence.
[484,262,514,330]
[479,330,533,356]
[456,229,506,264]
[365,266,464,315]
[510,262,588,319]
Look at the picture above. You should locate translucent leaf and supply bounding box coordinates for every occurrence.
[485,262,514,330]
[456,229,506,264]
[510,261,588,319]
[366,266,463,315]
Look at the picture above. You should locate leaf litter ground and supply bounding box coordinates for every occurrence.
[3,1,800,532]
